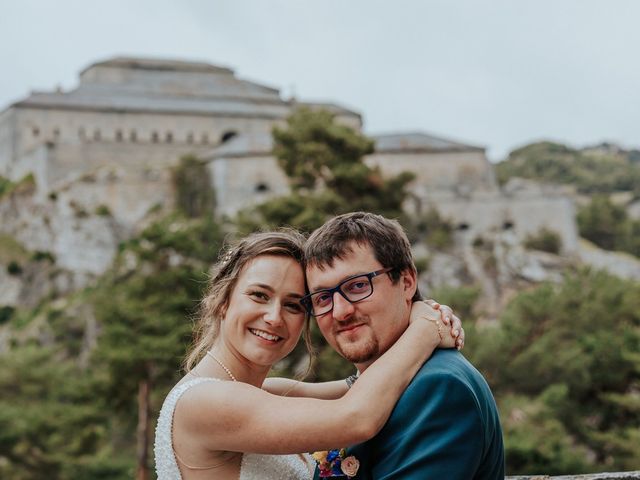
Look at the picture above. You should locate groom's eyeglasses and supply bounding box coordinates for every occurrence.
[301,268,395,317]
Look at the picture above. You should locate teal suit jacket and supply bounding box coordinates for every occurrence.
[315,350,504,479]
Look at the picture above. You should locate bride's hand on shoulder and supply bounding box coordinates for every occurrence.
[409,300,465,350]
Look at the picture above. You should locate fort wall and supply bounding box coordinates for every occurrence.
[368,150,497,192]
[209,154,290,215]
[0,109,15,173]
[420,191,579,254]
[6,107,278,169]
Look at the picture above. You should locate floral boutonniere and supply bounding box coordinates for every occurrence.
[312,448,360,478]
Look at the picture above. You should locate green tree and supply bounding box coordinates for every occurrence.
[523,227,562,254]
[620,217,640,257]
[172,155,216,218]
[407,208,454,248]
[469,269,640,474]
[0,175,13,197]
[92,213,223,480]
[0,345,122,479]
[236,107,415,233]
[577,195,639,256]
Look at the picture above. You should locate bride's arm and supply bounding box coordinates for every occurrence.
[261,301,464,400]
[262,378,349,399]
[174,302,458,455]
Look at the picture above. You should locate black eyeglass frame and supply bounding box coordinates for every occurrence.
[301,267,395,317]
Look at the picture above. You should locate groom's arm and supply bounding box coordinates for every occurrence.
[370,372,485,480]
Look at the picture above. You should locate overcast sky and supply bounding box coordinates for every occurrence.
[1,0,638,160]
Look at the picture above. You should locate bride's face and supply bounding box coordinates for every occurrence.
[220,255,307,368]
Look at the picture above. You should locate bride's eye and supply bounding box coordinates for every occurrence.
[248,291,269,302]
[284,302,304,314]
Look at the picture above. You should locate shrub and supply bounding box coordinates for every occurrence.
[472,236,486,248]
[0,176,14,197]
[412,208,454,250]
[414,255,430,272]
[95,204,111,216]
[69,200,89,218]
[7,261,22,275]
[172,155,215,218]
[524,228,562,254]
[577,195,640,257]
[31,251,56,263]
[0,306,15,325]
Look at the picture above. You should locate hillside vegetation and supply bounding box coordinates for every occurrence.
[496,141,640,194]
[497,141,640,258]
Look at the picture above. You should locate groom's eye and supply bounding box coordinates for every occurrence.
[345,279,369,294]
[313,292,332,307]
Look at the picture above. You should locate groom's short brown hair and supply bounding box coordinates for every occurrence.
[304,211,422,301]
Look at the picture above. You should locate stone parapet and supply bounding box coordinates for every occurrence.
[507,472,640,480]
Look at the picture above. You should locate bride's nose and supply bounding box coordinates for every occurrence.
[263,302,284,326]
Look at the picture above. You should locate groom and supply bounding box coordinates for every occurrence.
[304,212,504,479]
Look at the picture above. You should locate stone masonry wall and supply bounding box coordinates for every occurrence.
[208,154,290,216]
[507,472,640,480]
[0,109,14,172]
[421,190,579,254]
[0,106,283,181]
[367,150,497,193]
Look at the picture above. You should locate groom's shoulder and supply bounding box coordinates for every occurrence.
[419,349,483,382]
[426,346,476,369]
[403,349,496,407]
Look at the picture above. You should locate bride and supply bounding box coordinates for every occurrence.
[155,230,463,479]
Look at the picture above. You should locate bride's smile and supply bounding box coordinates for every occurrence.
[219,254,306,372]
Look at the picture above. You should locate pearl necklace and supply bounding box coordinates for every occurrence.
[206,350,237,382]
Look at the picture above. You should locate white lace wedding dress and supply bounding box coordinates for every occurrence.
[154,377,314,479]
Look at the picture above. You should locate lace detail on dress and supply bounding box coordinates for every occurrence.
[240,452,313,480]
[154,377,314,479]
[154,377,222,479]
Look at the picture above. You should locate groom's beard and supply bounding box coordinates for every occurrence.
[333,320,380,364]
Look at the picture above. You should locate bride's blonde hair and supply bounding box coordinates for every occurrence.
[184,229,313,373]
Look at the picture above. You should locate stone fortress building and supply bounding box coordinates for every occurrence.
[0,56,578,257]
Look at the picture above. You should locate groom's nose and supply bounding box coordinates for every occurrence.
[332,291,355,322]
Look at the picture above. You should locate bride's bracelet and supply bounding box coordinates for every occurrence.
[425,317,444,341]
[345,374,358,389]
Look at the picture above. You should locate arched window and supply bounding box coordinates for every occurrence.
[255,183,270,193]
[220,130,237,143]
[186,132,194,144]
[165,132,173,143]
[130,130,137,142]
[93,129,101,141]
[78,127,86,140]
[201,133,209,145]
[115,129,123,142]
[53,128,60,139]
[32,127,40,137]
[151,131,159,143]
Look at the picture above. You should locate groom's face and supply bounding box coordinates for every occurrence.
[305,241,415,370]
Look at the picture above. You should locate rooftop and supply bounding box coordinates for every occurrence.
[79,56,235,75]
[10,56,285,118]
[373,132,485,153]
[6,56,361,120]
[205,129,485,160]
